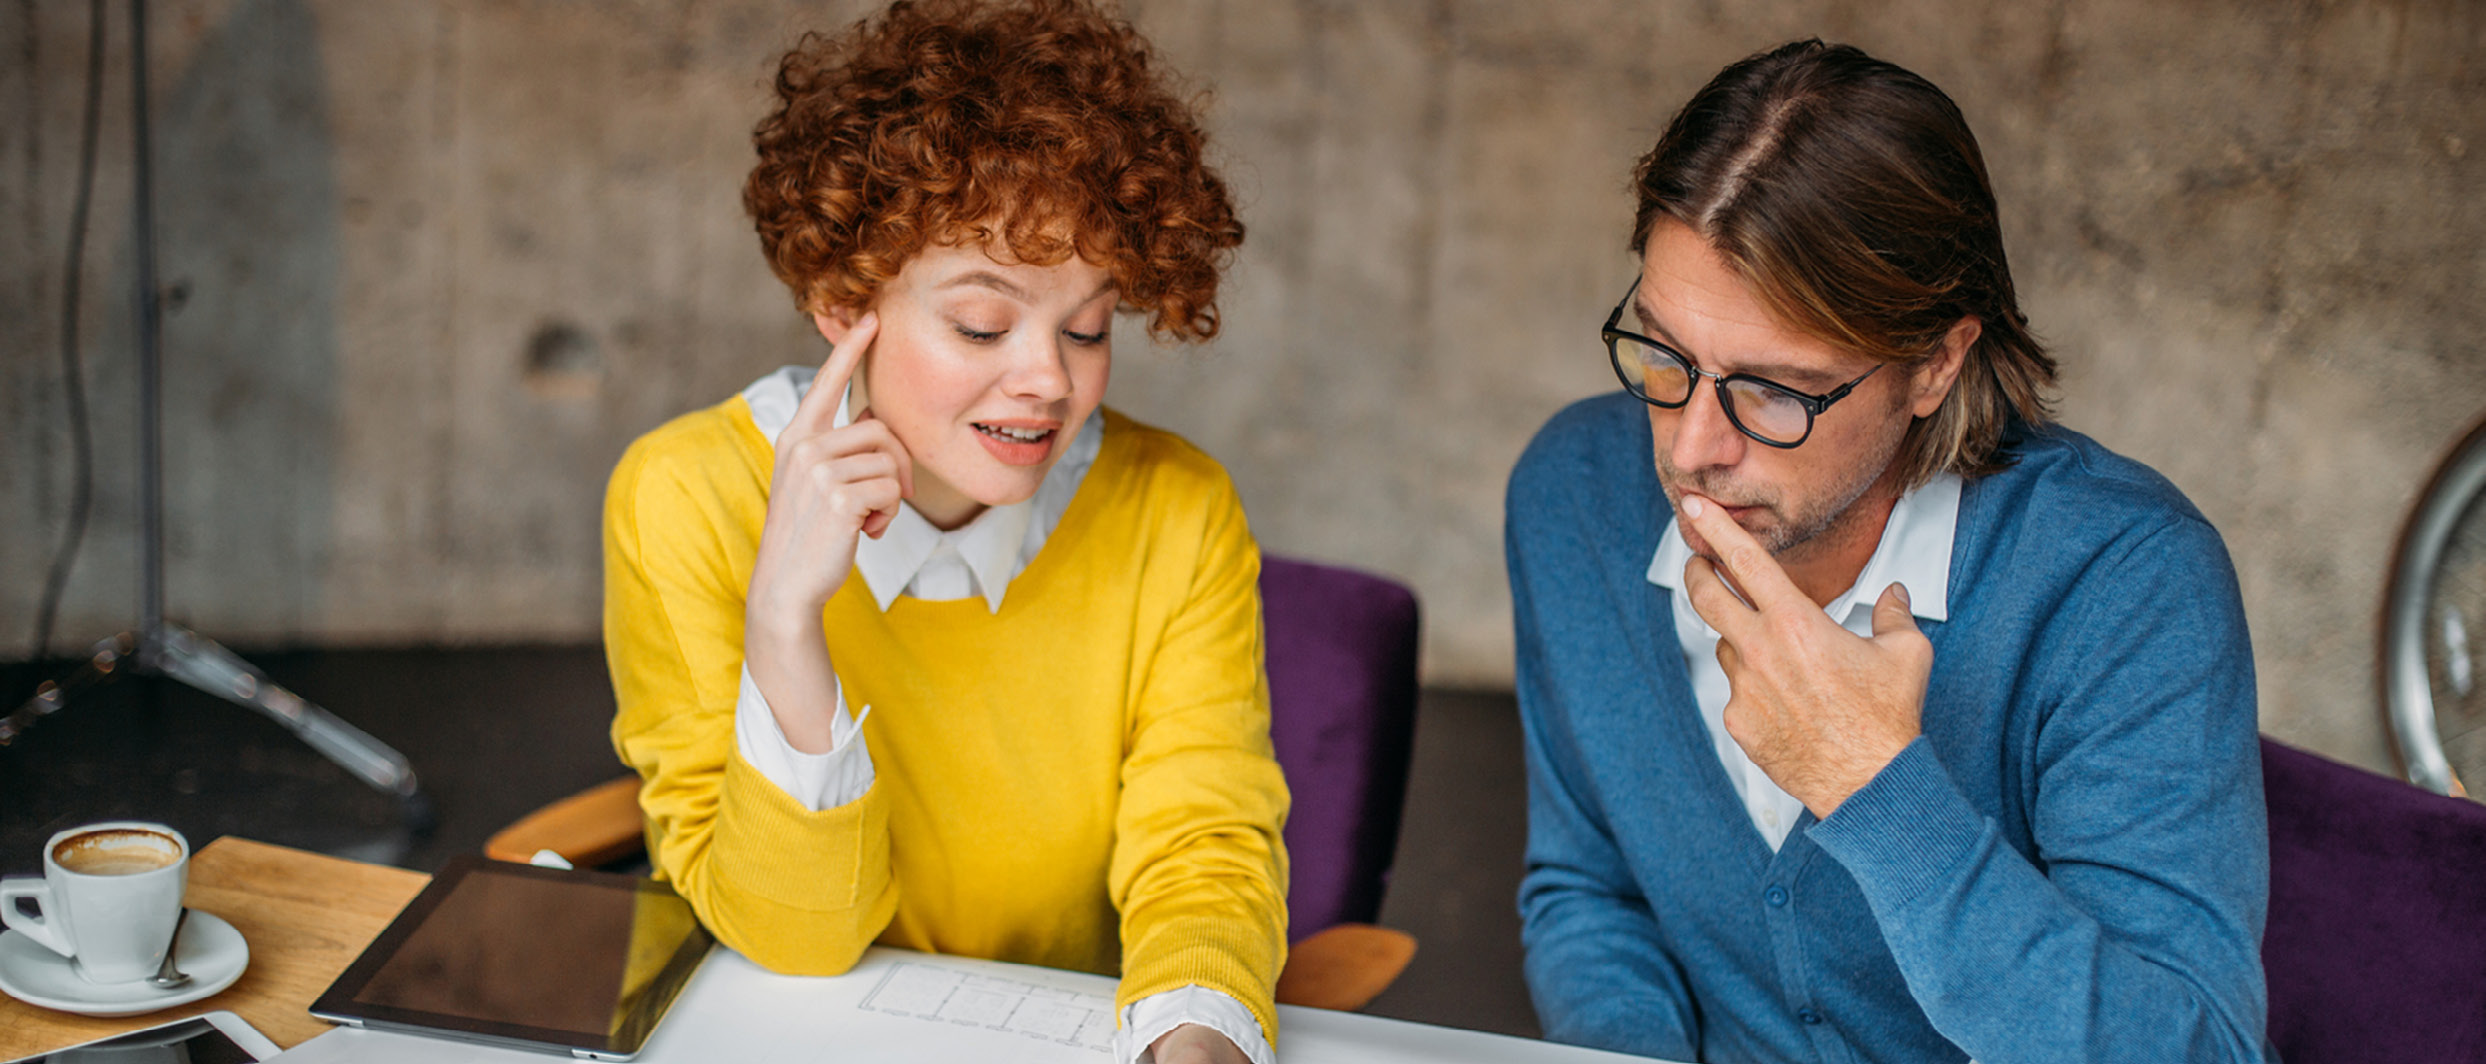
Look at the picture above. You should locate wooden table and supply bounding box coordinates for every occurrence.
[0,837,426,1058]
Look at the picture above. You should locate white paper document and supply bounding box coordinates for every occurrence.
[857,960,1120,1051]
[271,946,1676,1064]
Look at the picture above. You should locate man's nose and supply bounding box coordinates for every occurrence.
[1669,381,1747,472]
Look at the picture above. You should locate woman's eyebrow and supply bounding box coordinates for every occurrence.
[936,271,1119,307]
[938,270,1033,301]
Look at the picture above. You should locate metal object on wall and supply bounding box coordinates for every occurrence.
[2382,414,2486,798]
[5,0,426,833]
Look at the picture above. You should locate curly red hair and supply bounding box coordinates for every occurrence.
[744,0,1243,342]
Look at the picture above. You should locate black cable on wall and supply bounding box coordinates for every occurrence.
[31,0,107,662]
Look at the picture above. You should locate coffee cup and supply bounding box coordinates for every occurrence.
[0,822,190,984]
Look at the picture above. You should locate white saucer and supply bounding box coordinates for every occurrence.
[0,908,249,1017]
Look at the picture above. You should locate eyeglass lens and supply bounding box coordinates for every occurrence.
[1611,335,1813,444]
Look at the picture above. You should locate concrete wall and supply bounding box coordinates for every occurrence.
[4,0,2480,774]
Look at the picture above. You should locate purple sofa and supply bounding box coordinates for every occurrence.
[1258,555,1421,940]
[2262,737,2486,1062]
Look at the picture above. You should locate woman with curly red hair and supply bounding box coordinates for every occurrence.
[601,3,1281,1063]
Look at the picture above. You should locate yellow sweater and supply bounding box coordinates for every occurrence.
[602,398,1290,1043]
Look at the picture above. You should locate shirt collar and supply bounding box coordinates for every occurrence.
[741,365,1098,614]
[847,496,1035,613]
[1646,471,1959,624]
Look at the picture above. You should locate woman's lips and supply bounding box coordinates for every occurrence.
[972,421,1056,466]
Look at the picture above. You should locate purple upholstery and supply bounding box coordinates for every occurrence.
[1259,555,1420,940]
[2262,737,2486,1063]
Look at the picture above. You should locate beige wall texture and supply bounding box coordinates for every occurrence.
[3,0,2480,775]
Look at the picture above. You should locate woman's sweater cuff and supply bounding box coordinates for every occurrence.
[734,663,876,811]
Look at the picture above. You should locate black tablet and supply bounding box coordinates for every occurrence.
[311,855,713,1061]
[4,1012,278,1063]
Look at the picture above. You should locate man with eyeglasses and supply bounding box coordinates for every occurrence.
[1505,40,2271,1063]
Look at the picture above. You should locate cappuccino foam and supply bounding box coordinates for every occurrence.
[53,829,181,876]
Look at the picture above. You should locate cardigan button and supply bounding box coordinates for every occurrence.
[1764,885,1789,908]
[1797,1007,1823,1026]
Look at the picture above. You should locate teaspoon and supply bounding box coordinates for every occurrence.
[147,909,192,990]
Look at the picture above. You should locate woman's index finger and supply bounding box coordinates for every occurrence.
[789,312,877,437]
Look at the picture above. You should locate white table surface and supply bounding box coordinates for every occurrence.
[269,946,1679,1064]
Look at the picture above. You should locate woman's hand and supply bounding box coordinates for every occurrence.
[1149,1024,1250,1064]
[743,312,914,752]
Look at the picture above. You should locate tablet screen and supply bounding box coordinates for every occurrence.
[7,1017,262,1063]
[312,856,712,1059]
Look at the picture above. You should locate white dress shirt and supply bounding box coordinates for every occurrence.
[729,366,1272,1064]
[1645,473,1962,850]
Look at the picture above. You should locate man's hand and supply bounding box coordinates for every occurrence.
[1676,493,1931,818]
[1149,1023,1250,1064]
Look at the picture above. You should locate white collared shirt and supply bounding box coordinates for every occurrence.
[1645,474,1962,850]
[727,366,1268,1064]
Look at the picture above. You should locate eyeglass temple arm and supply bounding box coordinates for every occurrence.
[1603,278,1638,331]
[1813,362,1883,409]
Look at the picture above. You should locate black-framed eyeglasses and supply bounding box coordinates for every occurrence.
[1601,278,1881,449]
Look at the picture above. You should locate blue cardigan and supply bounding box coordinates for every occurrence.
[1506,394,2270,1063]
